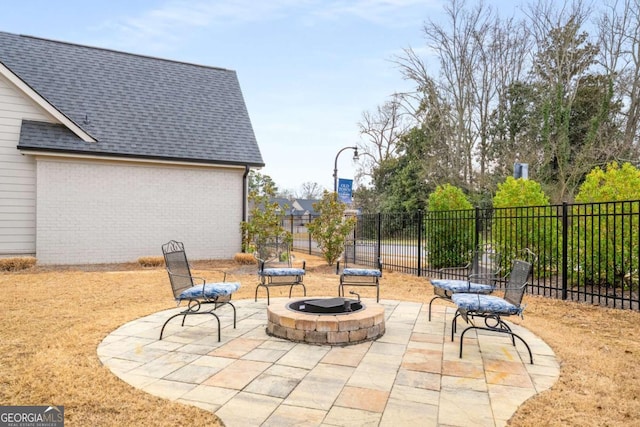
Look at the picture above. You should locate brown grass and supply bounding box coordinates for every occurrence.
[0,256,37,271]
[137,256,165,267]
[1,252,639,426]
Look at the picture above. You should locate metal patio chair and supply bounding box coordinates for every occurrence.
[451,250,535,364]
[160,240,239,341]
[428,245,502,321]
[254,237,306,305]
[336,239,383,302]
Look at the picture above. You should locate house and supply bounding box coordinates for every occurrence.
[0,31,264,264]
[291,199,320,217]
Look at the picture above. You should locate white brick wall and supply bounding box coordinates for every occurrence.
[36,157,244,264]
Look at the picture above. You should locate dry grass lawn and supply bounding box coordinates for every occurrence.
[1,252,639,426]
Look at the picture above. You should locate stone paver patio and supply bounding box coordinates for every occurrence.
[97,298,560,426]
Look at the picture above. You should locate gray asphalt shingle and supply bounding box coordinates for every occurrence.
[0,31,264,166]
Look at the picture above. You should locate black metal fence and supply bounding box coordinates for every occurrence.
[289,200,640,311]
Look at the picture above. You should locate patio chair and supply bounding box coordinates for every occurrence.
[254,237,306,305]
[451,251,535,364]
[428,245,502,320]
[336,239,383,302]
[160,240,240,341]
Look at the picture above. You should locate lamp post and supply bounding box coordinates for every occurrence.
[333,146,359,193]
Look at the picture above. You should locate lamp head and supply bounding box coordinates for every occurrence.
[352,147,359,161]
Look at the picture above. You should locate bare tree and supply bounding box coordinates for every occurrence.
[525,0,600,200]
[395,0,528,190]
[296,182,324,199]
[357,93,410,184]
[597,0,640,157]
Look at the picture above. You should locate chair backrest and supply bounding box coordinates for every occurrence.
[254,237,293,269]
[162,240,195,299]
[469,248,501,285]
[503,259,533,306]
[342,239,381,270]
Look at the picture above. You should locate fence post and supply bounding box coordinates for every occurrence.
[417,210,423,277]
[289,214,294,236]
[475,206,481,249]
[307,213,312,254]
[562,202,568,300]
[377,213,382,268]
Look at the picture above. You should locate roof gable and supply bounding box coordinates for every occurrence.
[0,31,264,166]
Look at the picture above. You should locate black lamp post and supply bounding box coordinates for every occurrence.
[333,146,359,192]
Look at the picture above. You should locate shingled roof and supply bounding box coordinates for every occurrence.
[0,31,264,166]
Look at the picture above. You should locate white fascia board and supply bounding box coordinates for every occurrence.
[18,149,246,169]
[0,62,97,143]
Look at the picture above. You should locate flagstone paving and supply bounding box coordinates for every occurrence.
[97,298,560,426]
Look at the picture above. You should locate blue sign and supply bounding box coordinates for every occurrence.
[337,178,353,204]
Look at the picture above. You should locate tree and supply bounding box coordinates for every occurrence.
[296,182,324,199]
[597,0,640,157]
[307,191,357,265]
[525,1,600,201]
[357,94,409,183]
[240,171,290,252]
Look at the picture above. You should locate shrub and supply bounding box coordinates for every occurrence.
[572,162,640,286]
[426,184,474,268]
[307,191,357,265]
[234,253,256,264]
[0,257,37,271]
[137,256,164,267]
[491,177,556,273]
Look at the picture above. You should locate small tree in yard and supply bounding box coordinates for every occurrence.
[307,191,357,265]
[240,171,290,253]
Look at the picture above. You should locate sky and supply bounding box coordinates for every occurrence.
[0,0,514,194]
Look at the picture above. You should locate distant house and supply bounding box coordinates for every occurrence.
[291,199,320,217]
[0,31,264,264]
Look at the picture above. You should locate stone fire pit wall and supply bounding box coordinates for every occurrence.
[266,301,385,345]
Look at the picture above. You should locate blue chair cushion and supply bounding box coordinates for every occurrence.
[451,293,523,316]
[431,279,494,294]
[178,282,240,301]
[342,268,382,277]
[260,268,305,277]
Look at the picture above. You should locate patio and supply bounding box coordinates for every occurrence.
[98,297,559,427]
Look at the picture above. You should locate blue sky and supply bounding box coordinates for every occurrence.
[1,0,511,193]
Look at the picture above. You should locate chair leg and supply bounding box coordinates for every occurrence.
[159,312,182,340]
[428,296,439,321]
[288,282,307,298]
[159,310,222,342]
[459,324,534,364]
[226,301,237,328]
[255,283,271,305]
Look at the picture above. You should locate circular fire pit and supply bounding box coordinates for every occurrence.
[267,297,385,345]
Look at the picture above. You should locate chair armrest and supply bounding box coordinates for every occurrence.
[208,269,228,282]
[168,272,206,286]
[438,262,470,279]
[336,261,341,275]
